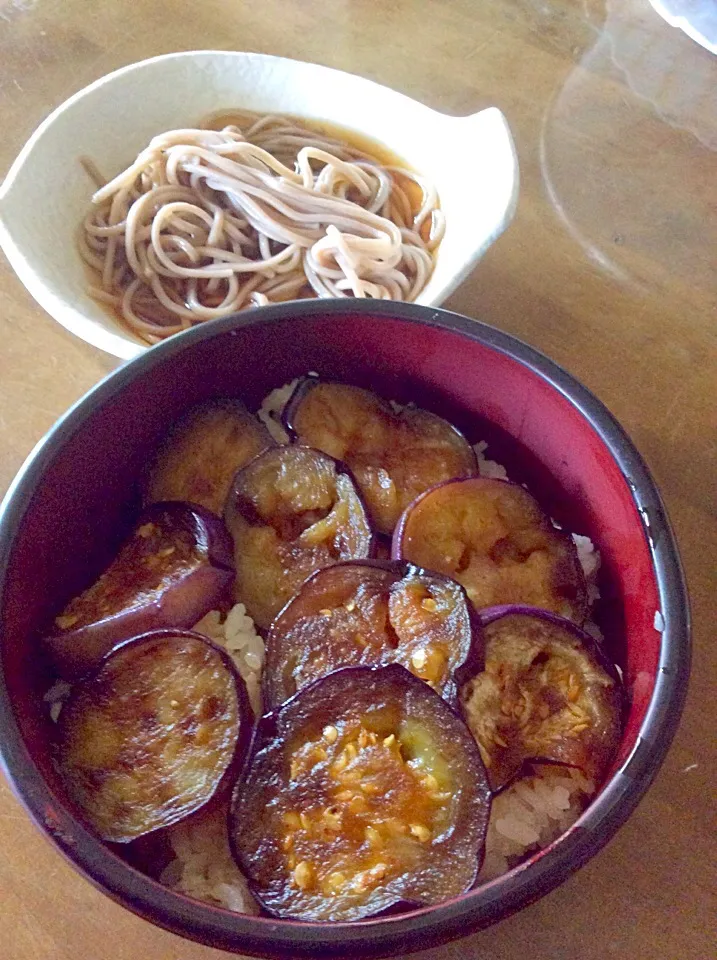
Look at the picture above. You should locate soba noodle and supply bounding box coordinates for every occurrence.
[79,114,444,344]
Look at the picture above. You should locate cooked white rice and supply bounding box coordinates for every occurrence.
[256,379,298,444]
[164,597,600,911]
[256,372,320,444]
[160,603,266,912]
[44,679,71,722]
[159,383,605,914]
[474,440,509,480]
[159,802,258,915]
[192,603,264,715]
[46,379,607,915]
[479,767,594,881]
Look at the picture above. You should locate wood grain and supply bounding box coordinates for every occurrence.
[0,1,714,958]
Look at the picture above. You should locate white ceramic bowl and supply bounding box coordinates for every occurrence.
[0,50,518,360]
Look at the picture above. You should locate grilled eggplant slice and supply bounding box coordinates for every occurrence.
[265,560,481,710]
[144,399,273,514]
[284,378,476,535]
[460,606,622,791]
[230,664,491,922]
[224,446,374,630]
[57,630,252,843]
[46,503,234,679]
[392,477,588,622]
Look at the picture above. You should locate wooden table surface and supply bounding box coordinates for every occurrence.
[0,1,714,958]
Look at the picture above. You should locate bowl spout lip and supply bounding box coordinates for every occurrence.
[0,48,510,202]
[0,49,519,361]
[0,299,690,957]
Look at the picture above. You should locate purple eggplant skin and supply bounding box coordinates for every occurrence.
[44,503,235,681]
[57,628,254,844]
[142,397,274,515]
[391,476,589,625]
[229,663,491,923]
[263,559,484,712]
[282,376,478,536]
[459,605,624,793]
[246,898,427,924]
[280,372,320,443]
[476,605,622,684]
[224,445,376,631]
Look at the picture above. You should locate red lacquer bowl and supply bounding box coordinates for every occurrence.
[0,300,690,958]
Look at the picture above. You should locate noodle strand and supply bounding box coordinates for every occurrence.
[80,114,444,343]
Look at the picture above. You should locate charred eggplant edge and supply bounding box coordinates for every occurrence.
[228,662,491,920]
[44,503,235,680]
[263,558,484,713]
[56,627,255,843]
[281,375,478,473]
[390,476,589,624]
[464,604,625,794]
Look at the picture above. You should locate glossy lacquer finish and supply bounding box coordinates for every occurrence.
[0,301,688,959]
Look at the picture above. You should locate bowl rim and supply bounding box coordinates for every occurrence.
[0,299,690,958]
[0,49,519,362]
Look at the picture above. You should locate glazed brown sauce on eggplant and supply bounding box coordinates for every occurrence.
[54,520,199,631]
[279,712,451,898]
[58,634,240,842]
